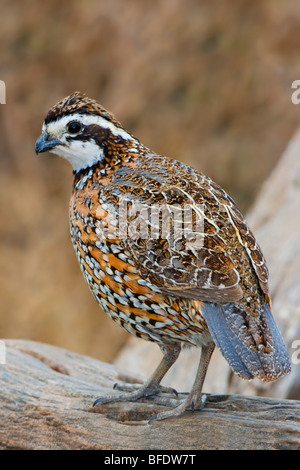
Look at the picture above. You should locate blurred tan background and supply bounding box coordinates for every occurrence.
[1,0,300,363]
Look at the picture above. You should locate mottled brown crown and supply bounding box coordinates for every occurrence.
[44,91,123,128]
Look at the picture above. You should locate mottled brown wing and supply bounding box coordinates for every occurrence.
[226,203,269,295]
[101,156,269,303]
[110,160,247,302]
[126,227,243,303]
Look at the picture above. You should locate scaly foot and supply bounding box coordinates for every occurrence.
[92,381,178,408]
[149,393,208,422]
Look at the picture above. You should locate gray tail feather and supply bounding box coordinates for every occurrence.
[202,302,291,381]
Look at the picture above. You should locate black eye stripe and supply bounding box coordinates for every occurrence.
[65,124,112,144]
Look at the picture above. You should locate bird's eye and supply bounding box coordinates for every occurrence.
[67,121,82,135]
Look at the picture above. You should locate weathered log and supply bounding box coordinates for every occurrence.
[0,339,299,450]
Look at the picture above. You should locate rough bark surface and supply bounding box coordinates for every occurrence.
[0,339,299,450]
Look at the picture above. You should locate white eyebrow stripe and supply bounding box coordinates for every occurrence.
[45,113,133,141]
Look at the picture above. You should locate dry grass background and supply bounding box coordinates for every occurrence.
[1,0,300,362]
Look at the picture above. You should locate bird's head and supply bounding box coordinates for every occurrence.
[35,91,135,172]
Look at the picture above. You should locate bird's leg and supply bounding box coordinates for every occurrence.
[93,343,181,407]
[149,342,215,421]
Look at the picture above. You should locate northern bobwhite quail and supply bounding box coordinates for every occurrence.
[35,92,291,421]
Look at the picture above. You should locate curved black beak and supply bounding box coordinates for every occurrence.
[35,132,65,154]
